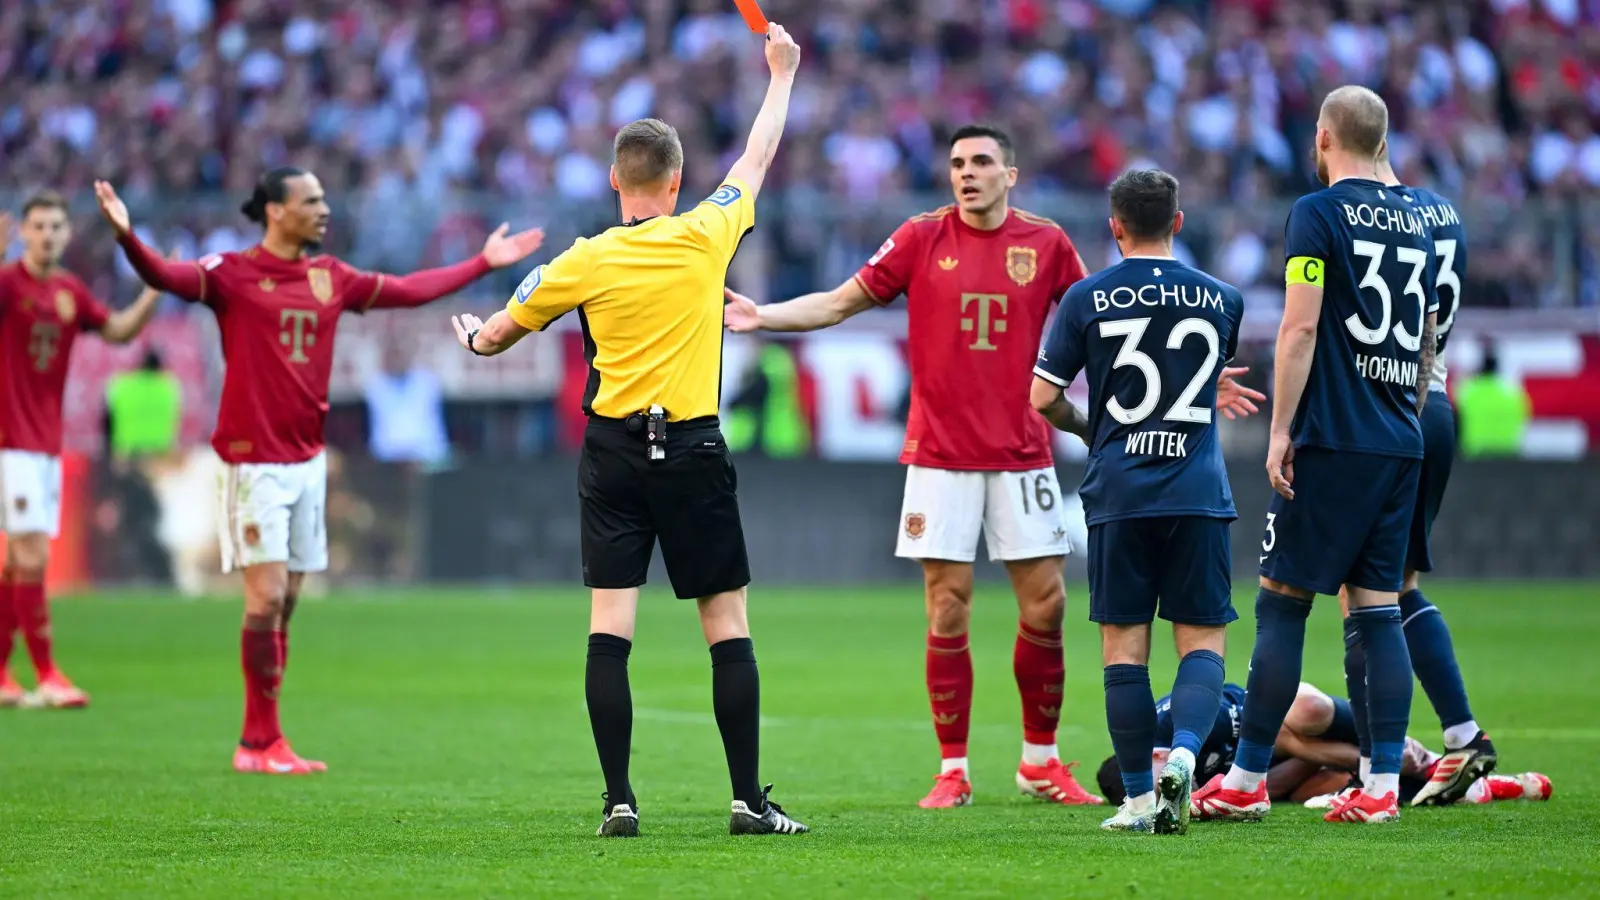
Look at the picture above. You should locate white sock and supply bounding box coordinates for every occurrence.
[1359,756,1371,788]
[1221,764,1265,793]
[1367,772,1399,798]
[1443,720,1480,751]
[941,757,969,776]
[1167,747,1197,780]
[1126,790,1155,813]
[1021,742,1057,767]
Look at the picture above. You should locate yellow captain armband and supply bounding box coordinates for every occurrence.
[1286,256,1324,287]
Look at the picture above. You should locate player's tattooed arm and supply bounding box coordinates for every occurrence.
[723,23,801,199]
[1416,311,1437,413]
[724,277,874,333]
[1029,376,1090,439]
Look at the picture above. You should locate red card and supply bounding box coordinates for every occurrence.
[733,0,769,34]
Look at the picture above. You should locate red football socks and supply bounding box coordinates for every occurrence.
[926,632,974,760]
[240,629,284,748]
[0,574,16,674]
[1014,620,1065,746]
[12,577,54,681]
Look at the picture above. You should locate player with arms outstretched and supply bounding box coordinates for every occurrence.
[0,193,165,709]
[96,169,543,773]
[1194,86,1436,825]
[1031,169,1257,834]
[1332,149,1496,809]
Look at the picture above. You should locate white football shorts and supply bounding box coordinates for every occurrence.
[895,464,1079,563]
[217,451,329,574]
[0,450,62,538]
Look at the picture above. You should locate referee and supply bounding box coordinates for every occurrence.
[452,23,806,839]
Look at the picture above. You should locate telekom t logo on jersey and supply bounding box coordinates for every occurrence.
[27,323,60,372]
[959,293,1008,351]
[280,309,318,364]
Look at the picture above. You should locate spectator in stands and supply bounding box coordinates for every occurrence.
[364,341,450,468]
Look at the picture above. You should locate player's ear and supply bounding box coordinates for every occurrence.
[1006,166,1018,189]
[1108,217,1124,244]
[669,169,682,194]
[608,166,620,193]
[1171,210,1184,237]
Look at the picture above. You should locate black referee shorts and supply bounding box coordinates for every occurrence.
[579,415,751,600]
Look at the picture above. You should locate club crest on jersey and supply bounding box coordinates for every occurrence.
[307,268,333,304]
[904,512,926,539]
[1006,246,1038,287]
[53,290,75,324]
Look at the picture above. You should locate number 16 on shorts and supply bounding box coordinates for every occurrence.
[895,465,1072,563]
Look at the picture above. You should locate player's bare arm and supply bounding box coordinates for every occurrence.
[452,310,530,357]
[1416,310,1437,413]
[723,278,874,333]
[96,181,207,302]
[1267,282,1323,500]
[722,23,801,198]
[1028,376,1090,439]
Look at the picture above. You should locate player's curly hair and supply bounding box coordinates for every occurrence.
[240,167,310,225]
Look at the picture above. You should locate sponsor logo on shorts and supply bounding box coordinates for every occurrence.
[243,523,261,546]
[14,496,26,513]
[904,512,926,539]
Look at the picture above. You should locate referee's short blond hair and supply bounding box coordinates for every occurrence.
[613,118,684,190]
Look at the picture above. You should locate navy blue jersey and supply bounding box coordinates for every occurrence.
[1034,258,1243,525]
[1393,184,1465,390]
[1156,682,1246,782]
[1283,178,1437,459]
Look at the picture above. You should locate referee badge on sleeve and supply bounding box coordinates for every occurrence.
[706,185,743,208]
[515,266,544,304]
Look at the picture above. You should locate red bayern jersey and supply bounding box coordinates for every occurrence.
[116,235,491,464]
[854,206,1088,471]
[0,262,110,454]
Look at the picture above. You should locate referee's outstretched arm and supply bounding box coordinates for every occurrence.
[723,22,801,200]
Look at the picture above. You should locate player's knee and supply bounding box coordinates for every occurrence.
[243,578,289,622]
[4,533,49,574]
[1284,683,1333,734]
[926,584,972,635]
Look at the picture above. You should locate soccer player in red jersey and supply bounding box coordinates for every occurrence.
[95,169,543,773]
[726,125,1103,807]
[0,192,166,709]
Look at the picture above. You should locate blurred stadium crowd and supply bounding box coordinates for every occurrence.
[3,0,1600,309]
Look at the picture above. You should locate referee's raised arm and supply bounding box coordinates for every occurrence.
[449,22,810,840]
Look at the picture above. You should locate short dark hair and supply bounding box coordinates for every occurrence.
[950,124,1015,167]
[1321,86,1388,158]
[612,119,683,190]
[21,190,69,219]
[241,166,310,224]
[1109,168,1180,241]
[1096,756,1127,806]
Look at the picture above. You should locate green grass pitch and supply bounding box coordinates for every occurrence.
[4,582,1599,898]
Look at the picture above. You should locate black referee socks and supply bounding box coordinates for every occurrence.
[709,638,764,811]
[586,633,634,812]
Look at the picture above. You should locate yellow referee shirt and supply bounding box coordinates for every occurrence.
[505,178,756,421]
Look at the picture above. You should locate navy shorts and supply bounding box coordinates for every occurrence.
[1258,447,1421,595]
[1088,516,1236,626]
[1406,393,1456,574]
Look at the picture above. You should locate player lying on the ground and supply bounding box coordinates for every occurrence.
[1094,680,1551,812]
[98,169,542,774]
[0,195,166,710]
